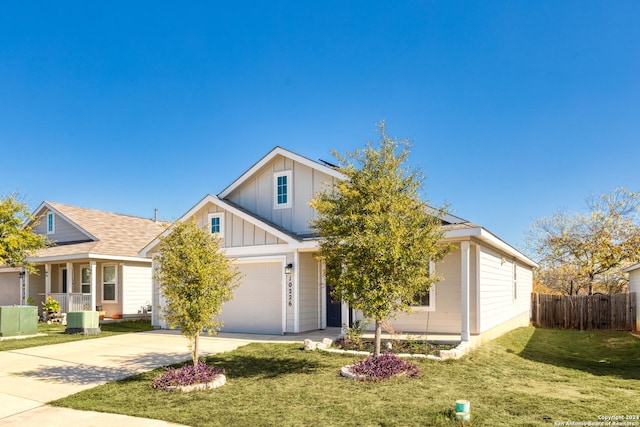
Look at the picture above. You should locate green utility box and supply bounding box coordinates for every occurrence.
[65,311,101,335]
[0,306,38,337]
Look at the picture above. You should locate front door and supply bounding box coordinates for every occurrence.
[326,285,342,327]
[61,269,67,293]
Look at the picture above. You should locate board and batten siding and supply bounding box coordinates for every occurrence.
[33,210,88,243]
[192,203,285,248]
[478,245,530,333]
[226,154,336,235]
[298,252,320,332]
[121,263,153,316]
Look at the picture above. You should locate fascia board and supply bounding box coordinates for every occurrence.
[138,194,299,258]
[218,146,345,199]
[27,254,152,263]
[623,262,640,273]
[34,202,98,241]
[445,226,538,268]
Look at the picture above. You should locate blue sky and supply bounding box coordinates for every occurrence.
[1,1,639,254]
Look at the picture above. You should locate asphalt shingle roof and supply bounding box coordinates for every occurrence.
[33,202,167,259]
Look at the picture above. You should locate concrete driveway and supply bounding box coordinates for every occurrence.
[0,329,339,426]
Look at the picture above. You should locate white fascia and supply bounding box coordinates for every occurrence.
[27,254,153,264]
[444,227,538,269]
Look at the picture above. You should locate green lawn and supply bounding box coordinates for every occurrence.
[51,327,640,427]
[0,320,154,351]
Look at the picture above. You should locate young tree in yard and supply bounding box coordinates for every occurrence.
[311,124,452,357]
[155,220,240,366]
[528,188,640,295]
[0,194,48,272]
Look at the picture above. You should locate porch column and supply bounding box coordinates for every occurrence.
[461,241,470,342]
[45,264,51,298]
[320,261,327,329]
[66,262,73,311]
[90,261,97,311]
[23,271,30,305]
[340,302,349,334]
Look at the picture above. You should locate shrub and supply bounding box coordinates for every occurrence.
[349,353,420,381]
[153,361,225,390]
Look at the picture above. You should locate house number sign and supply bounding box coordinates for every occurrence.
[288,275,293,307]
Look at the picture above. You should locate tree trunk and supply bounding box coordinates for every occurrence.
[192,333,199,367]
[374,319,382,357]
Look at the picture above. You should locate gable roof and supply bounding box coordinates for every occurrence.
[30,202,167,261]
[218,146,346,199]
[139,194,300,257]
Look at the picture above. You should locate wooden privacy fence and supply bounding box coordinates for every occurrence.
[531,292,636,331]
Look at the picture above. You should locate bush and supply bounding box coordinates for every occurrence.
[153,361,225,390]
[349,353,420,381]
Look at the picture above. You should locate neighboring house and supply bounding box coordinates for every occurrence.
[141,147,538,346]
[623,263,640,331]
[0,202,166,319]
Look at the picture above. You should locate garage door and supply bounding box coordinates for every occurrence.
[218,261,283,334]
[0,272,20,305]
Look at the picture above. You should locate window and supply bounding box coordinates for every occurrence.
[273,171,292,209]
[102,265,117,302]
[412,261,436,311]
[81,266,91,294]
[207,213,224,236]
[47,212,55,234]
[412,287,436,311]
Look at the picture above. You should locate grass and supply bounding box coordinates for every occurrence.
[0,320,154,351]
[51,326,640,427]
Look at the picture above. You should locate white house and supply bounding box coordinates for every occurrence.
[0,202,166,319]
[141,147,538,347]
[623,263,640,331]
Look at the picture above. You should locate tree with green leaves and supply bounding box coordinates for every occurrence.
[528,187,640,295]
[155,220,240,366]
[0,194,48,272]
[311,124,452,357]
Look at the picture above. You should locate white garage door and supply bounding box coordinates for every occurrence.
[0,272,20,305]
[218,261,283,334]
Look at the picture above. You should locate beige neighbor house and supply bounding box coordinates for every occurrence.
[622,263,640,331]
[141,147,538,347]
[0,202,166,320]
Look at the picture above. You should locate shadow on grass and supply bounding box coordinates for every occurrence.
[517,327,640,380]
[205,345,323,379]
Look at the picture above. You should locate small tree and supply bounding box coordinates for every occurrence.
[0,194,48,272]
[528,187,640,295]
[155,220,240,366]
[311,124,452,356]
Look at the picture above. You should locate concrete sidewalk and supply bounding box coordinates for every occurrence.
[0,328,341,426]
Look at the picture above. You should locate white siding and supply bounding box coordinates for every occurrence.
[382,247,464,334]
[191,203,285,248]
[478,246,531,333]
[122,263,153,316]
[298,252,320,332]
[629,269,640,330]
[226,154,336,235]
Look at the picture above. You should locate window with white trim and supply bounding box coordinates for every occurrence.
[47,212,55,234]
[81,266,91,294]
[102,265,117,302]
[412,261,436,311]
[274,171,292,209]
[207,212,224,236]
